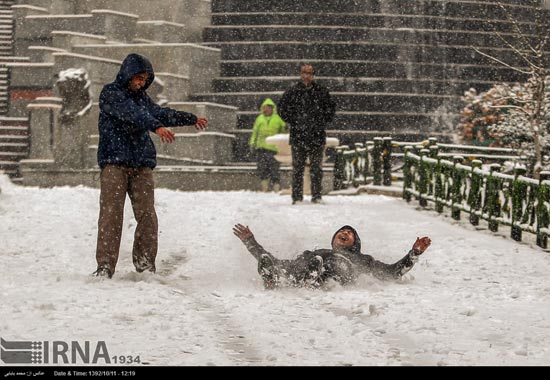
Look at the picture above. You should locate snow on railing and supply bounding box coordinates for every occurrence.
[403,148,550,249]
[332,136,527,191]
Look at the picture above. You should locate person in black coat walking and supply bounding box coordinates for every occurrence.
[277,63,336,204]
[233,224,431,289]
[94,53,207,279]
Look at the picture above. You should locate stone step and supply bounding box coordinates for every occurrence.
[0,125,29,135]
[210,12,542,34]
[0,117,29,125]
[211,0,543,17]
[0,134,28,143]
[219,59,529,83]
[0,151,26,161]
[212,76,498,94]
[203,25,538,49]
[212,0,376,13]
[202,40,535,67]
[230,122,449,161]
[0,142,28,152]
[234,110,456,131]
[0,160,18,172]
[191,91,458,113]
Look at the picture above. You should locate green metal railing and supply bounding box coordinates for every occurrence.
[333,137,527,190]
[403,149,550,248]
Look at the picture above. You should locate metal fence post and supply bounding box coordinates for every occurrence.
[332,146,346,190]
[486,164,502,233]
[403,146,413,202]
[372,137,382,186]
[451,156,464,220]
[468,160,483,226]
[511,167,527,241]
[382,137,392,186]
[419,149,430,207]
[536,171,550,249]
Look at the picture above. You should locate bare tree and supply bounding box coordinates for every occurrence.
[471,0,549,177]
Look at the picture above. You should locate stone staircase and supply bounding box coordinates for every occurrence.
[0,1,27,181]
[0,0,14,116]
[199,0,550,161]
[0,117,29,181]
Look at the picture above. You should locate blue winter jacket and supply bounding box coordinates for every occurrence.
[97,53,197,169]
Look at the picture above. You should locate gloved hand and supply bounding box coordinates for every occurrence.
[412,237,431,255]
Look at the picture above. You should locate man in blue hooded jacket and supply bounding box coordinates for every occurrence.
[94,53,207,279]
[233,224,431,289]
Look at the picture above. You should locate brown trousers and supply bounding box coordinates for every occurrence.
[96,165,158,275]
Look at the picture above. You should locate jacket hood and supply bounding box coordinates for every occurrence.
[331,225,361,254]
[115,53,155,90]
[260,98,278,114]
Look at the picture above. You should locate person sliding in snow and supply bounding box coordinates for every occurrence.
[233,224,431,289]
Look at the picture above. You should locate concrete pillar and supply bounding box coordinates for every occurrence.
[26,99,62,160]
[53,68,93,169]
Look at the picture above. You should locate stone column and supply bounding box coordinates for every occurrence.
[53,68,92,169]
[26,99,62,160]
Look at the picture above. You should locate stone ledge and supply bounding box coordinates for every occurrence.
[19,164,335,193]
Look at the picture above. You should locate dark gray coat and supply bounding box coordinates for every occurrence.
[243,225,421,286]
[277,81,336,148]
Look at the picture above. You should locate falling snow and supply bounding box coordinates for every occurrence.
[1,175,550,366]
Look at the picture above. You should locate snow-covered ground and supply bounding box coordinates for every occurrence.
[1,174,549,366]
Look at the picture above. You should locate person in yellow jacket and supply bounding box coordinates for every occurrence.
[250,98,287,192]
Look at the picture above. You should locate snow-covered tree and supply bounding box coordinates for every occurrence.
[459,77,550,176]
[458,85,512,146]
[488,76,550,174]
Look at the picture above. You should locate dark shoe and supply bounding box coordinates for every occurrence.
[258,254,278,289]
[92,267,112,279]
[292,199,304,205]
[136,265,156,274]
[311,197,324,204]
[135,257,156,274]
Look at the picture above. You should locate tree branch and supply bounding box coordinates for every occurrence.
[493,32,539,68]
[472,47,533,74]
[488,104,531,116]
[498,2,538,55]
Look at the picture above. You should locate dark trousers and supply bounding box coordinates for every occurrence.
[291,144,324,201]
[256,149,280,183]
[96,165,158,275]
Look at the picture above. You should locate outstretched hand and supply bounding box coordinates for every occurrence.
[155,126,175,143]
[412,236,431,254]
[195,117,208,131]
[233,223,254,242]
